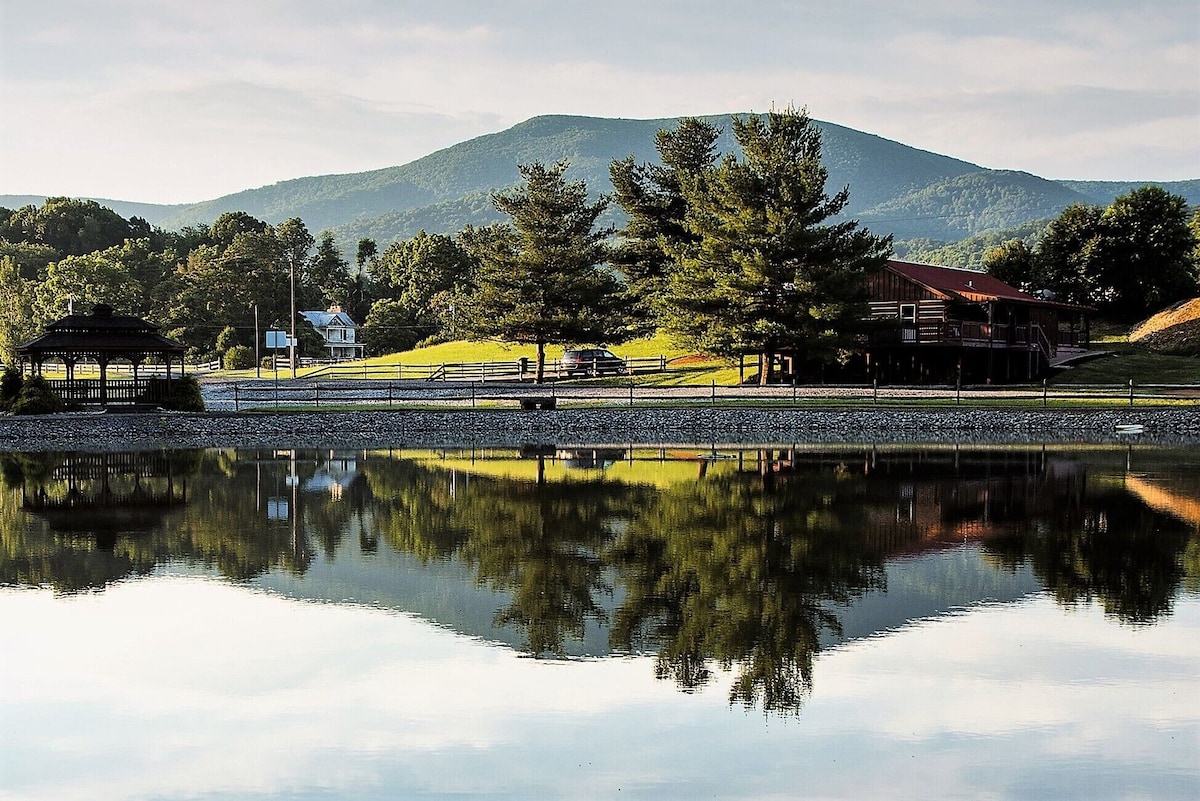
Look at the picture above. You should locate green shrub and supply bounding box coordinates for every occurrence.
[1,367,23,411]
[223,345,254,370]
[147,375,205,412]
[11,375,65,415]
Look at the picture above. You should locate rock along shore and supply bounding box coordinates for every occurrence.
[2,406,1197,451]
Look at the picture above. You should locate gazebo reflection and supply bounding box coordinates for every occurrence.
[20,451,191,549]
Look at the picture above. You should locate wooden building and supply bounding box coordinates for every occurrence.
[16,303,188,407]
[863,260,1090,384]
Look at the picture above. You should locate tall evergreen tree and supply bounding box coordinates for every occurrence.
[663,107,892,384]
[610,118,721,333]
[462,161,621,383]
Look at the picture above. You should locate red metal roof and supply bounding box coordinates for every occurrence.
[885,260,1042,304]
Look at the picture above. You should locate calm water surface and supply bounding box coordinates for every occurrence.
[2,444,1198,800]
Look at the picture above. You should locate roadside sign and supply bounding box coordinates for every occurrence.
[266,330,287,348]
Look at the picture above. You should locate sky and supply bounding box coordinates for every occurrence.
[2,0,1198,205]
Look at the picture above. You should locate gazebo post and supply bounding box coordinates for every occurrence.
[99,355,109,406]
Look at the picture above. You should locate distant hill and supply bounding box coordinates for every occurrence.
[858,170,1093,241]
[895,218,1051,270]
[1061,179,1200,206]
[4,114,1197,248]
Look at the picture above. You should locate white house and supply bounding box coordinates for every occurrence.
[299,306,365,361]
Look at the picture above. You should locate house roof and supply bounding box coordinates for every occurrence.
[300,310,359,328]
[885,260,1047,305]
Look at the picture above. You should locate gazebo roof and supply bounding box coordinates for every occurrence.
[17,303,186,359]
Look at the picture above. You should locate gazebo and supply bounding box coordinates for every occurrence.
[16,303,188,407]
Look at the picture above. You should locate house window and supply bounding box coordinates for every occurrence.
[900,304,917,323]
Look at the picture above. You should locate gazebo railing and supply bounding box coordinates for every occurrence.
[46,379,172,406]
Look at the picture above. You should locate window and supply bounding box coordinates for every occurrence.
[900,304,917,323]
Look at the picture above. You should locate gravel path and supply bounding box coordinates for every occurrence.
[2,405,1197,451]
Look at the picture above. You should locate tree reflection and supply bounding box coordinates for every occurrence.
[366,454,647,656]
[983,480,1195,624]
[609,451,895,714]
[2,445,1197,713]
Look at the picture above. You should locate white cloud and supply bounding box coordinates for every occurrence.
[1,1,1196,202]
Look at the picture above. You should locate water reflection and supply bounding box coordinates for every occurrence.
[2,444,1197,716]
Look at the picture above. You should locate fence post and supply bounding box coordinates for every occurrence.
[629,380,634,407]
[398,363,402,379]
[388,384,393,407]
[711,379,716,406]
[471,383,476,409]
[873,378,878,405]
[956,377,961,405]
[1043,379,1048,407]
[792,378,797,406]
[1129,379,1134,407]
[233,384,239,413]
[315,384,320,407]
[660,355,666,373]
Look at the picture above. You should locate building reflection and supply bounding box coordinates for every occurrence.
[17,451,192,549]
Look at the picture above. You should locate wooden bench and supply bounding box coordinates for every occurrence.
[519,396,557,410]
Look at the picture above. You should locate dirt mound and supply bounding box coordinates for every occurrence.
[1129,298,1200,355]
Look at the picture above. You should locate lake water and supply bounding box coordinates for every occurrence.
[2,444,1198,800]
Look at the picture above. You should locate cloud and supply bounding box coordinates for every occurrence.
[1,0,1196,201]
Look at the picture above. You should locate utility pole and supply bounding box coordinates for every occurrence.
[290,259,297,379]
[254,303,261,379]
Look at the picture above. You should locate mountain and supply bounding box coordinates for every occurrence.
[4,114,1197,248]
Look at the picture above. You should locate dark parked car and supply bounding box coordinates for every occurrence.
[561,348,626,377]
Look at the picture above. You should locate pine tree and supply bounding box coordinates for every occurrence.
[462,161,621,383]
[663,107,892,384]
[610,118,721,333]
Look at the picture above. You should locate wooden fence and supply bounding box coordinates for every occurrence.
[300,355,671,382]
[223,379,1200,412]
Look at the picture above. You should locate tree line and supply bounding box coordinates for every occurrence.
[983,187,1199,321]
[3,107,1197,378]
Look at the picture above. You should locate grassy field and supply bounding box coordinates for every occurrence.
[1049,343,1200,385]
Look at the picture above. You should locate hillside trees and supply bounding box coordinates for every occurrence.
[1,197,133,258]
[163,213,294,356]
[657,108,892,384]
[368,230,476,347]
[985,187,1198,320]
[0,257,36,365]
[308,231,354,311]
[461,161,622,383]
[1090,187,1197,319]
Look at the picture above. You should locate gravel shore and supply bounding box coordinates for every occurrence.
[2,406,1197,451]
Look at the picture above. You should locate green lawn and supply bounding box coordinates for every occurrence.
[208,331,1199,387]
[1050,343,1200,385]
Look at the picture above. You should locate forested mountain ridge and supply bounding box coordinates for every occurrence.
[4,114,1197,247]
